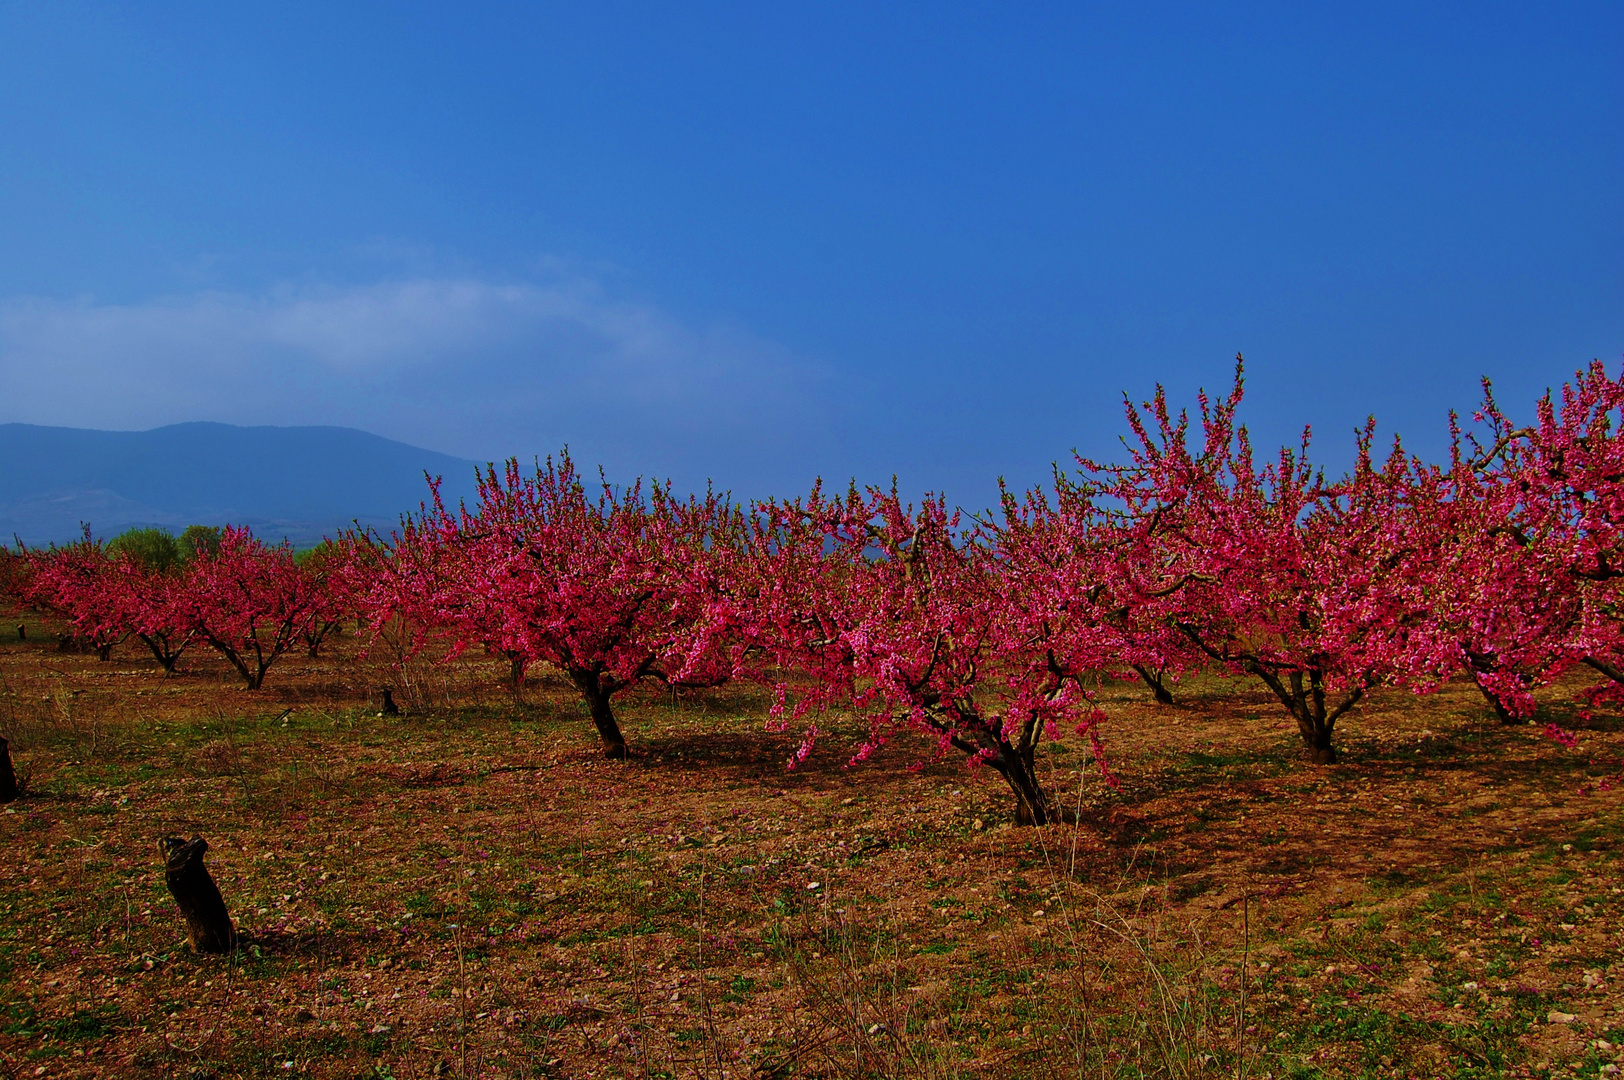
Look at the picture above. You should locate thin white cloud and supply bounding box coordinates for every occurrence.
[0,275,827,476]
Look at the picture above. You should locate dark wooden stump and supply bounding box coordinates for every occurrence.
[161,837,236,953]
[16,623,24,641]
[380,687,400,716]
[0,737,18,803]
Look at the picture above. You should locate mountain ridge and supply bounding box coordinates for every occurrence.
[0,421,480,547]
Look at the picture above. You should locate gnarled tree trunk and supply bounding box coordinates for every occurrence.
[1130,663,1175,705]
[567,667,629,758]
[945,707,1062,826]
[1461,648,1532,725]
[1250,666,1362,765]
[205,636,271,690]
[138,632,188,674]
[984,743,1055,825]
[161,837,236,953]
[0,737,19,802]
[584,686,627,759]
[1468,669,1522,724]
[1583,655,1624,691]
[302,618,340,658]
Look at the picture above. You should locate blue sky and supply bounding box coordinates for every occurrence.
[0,2,1619,509]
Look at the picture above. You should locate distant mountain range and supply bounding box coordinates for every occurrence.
[0,422,481,547]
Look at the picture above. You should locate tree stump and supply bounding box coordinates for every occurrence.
[0,737,18,803]
[16,623,24,641]
[380,687,400,716]
[161,837,236,953]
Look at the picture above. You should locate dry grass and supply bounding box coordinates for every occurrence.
[0,613,1621,1079]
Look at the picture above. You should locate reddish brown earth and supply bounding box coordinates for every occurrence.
[1,615,1620,1079]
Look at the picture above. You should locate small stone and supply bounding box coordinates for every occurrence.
[972,819,985,831]
[1547,1010,1577,1024]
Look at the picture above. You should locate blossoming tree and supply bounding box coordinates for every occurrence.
[359,454,742,758]
[174,527,326,689]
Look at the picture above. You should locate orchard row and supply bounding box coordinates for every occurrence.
[9,358,1623,824]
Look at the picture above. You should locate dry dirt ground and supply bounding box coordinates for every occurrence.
[0,616,1621,1080]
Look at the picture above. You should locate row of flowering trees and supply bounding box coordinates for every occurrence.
[10,358,1624,823]
[13,527,343,689]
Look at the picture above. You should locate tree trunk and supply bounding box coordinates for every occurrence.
[1288,677,1341,766]
[947,710,1058,826]
[568,669,628,758]
[160,837,236,953]
[1251,666,1358,766]
[230,650,267,689]
[1130,663,1174,705]
[585,686,627,759]
[16,623,24,641]
[1304,726,1337,765]
[1468,670,1522,725]
[985,744,1055,826]
[138,633,181,673]
[1582,655,1624,686]
[96,642,114,662]
[0,737,19,802]
[306,618,343,658]
[508,655,527,689]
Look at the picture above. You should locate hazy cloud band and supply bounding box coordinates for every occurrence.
[0,276,828,484]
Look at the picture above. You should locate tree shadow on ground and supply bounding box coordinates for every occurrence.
[627,725,968,799]
[244,926,391,962]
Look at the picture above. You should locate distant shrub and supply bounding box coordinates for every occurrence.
[106,528,182,573]
[294,539,341,570]
[180,525,223,561]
